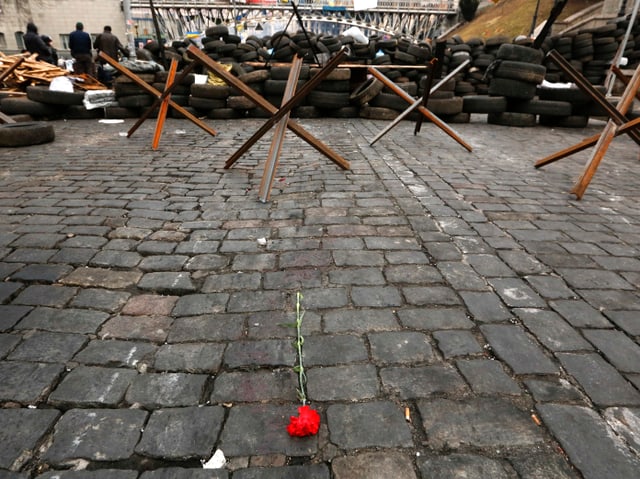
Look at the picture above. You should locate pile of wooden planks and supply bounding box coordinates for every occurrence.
[0,52,105,92]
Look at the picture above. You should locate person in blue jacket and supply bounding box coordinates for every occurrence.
[69,22,94,77]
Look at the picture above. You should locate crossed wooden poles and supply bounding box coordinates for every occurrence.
[186,44,349,171]
[368,58,473,152]
[99,51,217,143]
[535,50,640,199]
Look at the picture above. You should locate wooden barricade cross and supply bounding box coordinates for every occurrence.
[98,52,217,140]
[369,58,471,147]
[186,44,350,172]
[535,50,640,199]
[367,66,472,152]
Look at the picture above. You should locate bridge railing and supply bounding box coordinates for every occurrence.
[133,0,458,13]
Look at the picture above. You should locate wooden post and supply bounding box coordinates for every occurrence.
[151,58,177,149]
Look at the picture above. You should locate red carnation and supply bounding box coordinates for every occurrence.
[287,405,320,437]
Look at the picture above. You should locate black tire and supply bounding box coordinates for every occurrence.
[206,107,242,119]
[393,50,417,65]
[496,43,544,64]
[310,67,351,81]
[0,122,55,147]
[270,65,310,80]
[227,95,258,110]
[263,79,306,95]
[238,69,269,84]
[104,106,139,118]
[151,83,190,95]
[488,77,537,99]
[315,80,351,92]
[509,98,572,116]
[370,92,409,111]
[426,97,464,115]
[114,82,148,97]
[190,84,230,99]
[117,94,153,108]
[537,86,596,104]
[327,106,359,118]
[188,96,227,110]
[307,91,350,109]
[156,71,195,85]
[440,112,471,123]
[462,95,507,113]
[62,105,103,119]
[205,25,229,39]
[492,61,546,83]
[350,77,384,106]
[26,86,85,106]
[539,114,589,128]
[0,97,65,118]
[454,81,476,95]
[293,105,321,118]
[407,44,431,61]
[372,54,392,65]
[359,105,399,120]
[395,81,418,96]
[488,111,537,127]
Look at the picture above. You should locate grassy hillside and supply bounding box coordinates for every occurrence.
[449,0,602,40]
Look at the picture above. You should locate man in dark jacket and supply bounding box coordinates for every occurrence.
[69,21,94,77]
[94,26,129,63]
[23,22,53,63]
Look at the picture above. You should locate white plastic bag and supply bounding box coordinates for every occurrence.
[49,76,74,93]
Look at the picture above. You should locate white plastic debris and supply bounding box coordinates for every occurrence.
[257,237,267,246]
[343,26,369,44]
[49,76,74,93]
[84,89,117,110]
[203,449,226,469]
[193,74,208,84]
[99,119,125,124]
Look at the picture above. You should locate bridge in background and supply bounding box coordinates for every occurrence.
[130,0,459,42]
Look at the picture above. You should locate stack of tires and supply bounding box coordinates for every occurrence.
[226,68,270,119]
[201,25,245,63]
[466,37,490,95]
[486,44,549,127]
[188,83,230,119]
[153,70,192,118]
[111,73,155,117]
[307,67,353,117]
[537,84,607,128]
[259,64,308,117]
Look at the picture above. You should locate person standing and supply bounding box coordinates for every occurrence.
[23,22,53,63]
[94,25,129,62]
[69,21,94,77]
[41,35,58,65]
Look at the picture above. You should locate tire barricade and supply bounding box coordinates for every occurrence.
[2,16,640,129]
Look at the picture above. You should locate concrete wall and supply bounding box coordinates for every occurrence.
[0,0,126,56]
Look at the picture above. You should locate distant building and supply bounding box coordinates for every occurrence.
[0,0,126,55]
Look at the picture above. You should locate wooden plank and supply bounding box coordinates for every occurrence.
[152,58,178,149]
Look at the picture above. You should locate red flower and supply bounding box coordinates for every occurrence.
[287,405,320,437]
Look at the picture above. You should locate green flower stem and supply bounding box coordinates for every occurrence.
[295,292,307,406]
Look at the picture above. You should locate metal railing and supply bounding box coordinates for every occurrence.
[132,0,458,13]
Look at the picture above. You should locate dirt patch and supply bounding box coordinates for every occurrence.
[449,0,602,40]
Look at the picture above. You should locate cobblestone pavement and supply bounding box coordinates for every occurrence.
[1,116,639,479]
